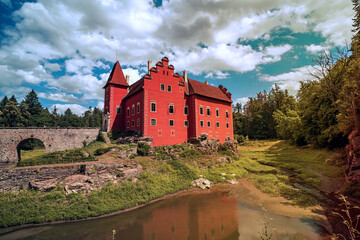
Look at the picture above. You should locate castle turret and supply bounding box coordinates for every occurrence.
[103,61,129,131]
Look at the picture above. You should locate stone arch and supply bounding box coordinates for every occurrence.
[16,138,46,162]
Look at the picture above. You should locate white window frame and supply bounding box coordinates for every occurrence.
[167,85,172,92]
[132,104,135,115]
[150,118,157,126]
[116,106,121,114]
[200,105,204,115]
[216,108,219,117]
[207,121,211,127]
[137,118,140,126]
[169,103,174,114]
[150,101,156,112]
[132,120,135,127]
[206,106,211,116]
[226,110,229,119]
[169,119,174,127]
[226,123,229,128]
[216,122,220,128]
[127,107,130,117]
[160,84,165,91]
[126,121,130,128]
[137,102,140,114]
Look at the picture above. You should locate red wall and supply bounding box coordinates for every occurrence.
[121,91,144,132]
[194,95,233,143]
[143,59,188,146]
[104,84,128,131]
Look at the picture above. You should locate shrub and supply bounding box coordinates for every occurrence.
[96,131,106,143]
[234,134,247,144]
[179,149,201,159]
[93,147,113,156]
[137,144,150,156]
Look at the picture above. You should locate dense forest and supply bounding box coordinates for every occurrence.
[233,1,360,150]
[0,90,102,128]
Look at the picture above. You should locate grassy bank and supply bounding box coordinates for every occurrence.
[0,140,343,227]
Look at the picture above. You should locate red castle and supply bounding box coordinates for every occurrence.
[103,57,233,146]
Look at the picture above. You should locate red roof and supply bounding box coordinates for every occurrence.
[188,78,232,103]
[122,78,144,100]
[103,61,129,88]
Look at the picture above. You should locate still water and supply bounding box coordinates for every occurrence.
[0,190,324,240]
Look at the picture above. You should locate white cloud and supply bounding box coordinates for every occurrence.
[259,65,318,95]
[96,101,104,110]
[205,71,230,79]
[50,104,88,116]
[305,44,328,54]
[266,44,293,57]
[122,68,142,85]
[0,86,32,100]
[234,97,249,107]
[38,92,84,103]
[44,63,61,72]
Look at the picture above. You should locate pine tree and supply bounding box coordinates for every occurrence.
[24,90,42,116]
[0,96,9,112]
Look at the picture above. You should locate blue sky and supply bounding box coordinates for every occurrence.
[0,0,354,115]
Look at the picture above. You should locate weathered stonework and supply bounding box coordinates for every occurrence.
[0,128,99,165]
[0,162,143,192]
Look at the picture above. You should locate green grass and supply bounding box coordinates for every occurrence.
[0,159,197,227]
[16,149,96,167]
[21,149,46,160]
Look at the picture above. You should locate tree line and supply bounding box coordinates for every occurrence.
[233,0,360,149]
[0,90,103,128]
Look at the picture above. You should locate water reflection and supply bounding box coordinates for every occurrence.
[0,191,321,240]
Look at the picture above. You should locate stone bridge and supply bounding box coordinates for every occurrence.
[0,128,99,165]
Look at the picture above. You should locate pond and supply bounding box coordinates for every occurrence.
[0,190,326,240]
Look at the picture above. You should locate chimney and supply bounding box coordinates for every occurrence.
[204,81,208,85]
[148,60,152,74]
[125,75,129,85]
[183,70,188,83]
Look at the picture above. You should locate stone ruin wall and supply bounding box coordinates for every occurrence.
[0,128,99,165]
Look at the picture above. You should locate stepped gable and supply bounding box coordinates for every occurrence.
[103,61,129,88]
[188,78,232,103]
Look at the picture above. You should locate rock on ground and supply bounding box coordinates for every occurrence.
[192,178,211,190]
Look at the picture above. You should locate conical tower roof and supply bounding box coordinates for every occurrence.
[103,61,129,88]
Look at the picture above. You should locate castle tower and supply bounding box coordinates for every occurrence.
[103,61,129,131]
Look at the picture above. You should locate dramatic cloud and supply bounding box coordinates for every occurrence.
[0,0,354,107]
